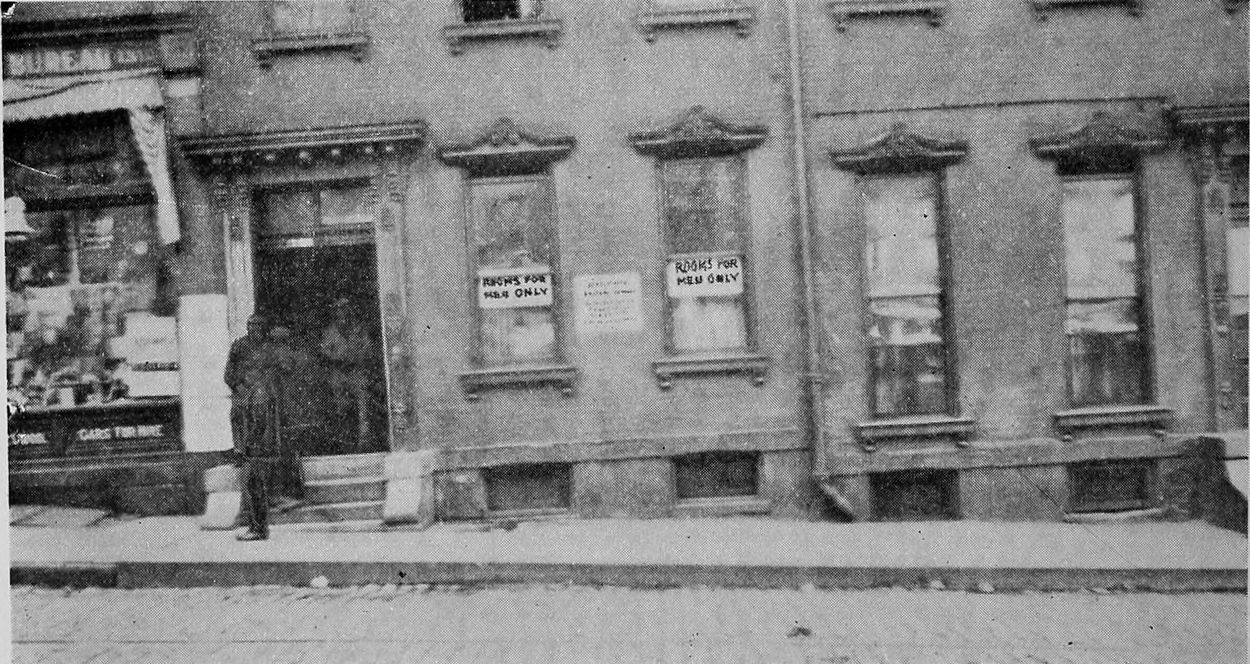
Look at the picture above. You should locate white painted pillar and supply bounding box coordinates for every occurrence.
[178,293,232,452]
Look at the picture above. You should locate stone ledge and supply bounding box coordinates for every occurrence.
[439,427,803,470]
[1031,0,1139,19]
[459,364,578,400]
[827,0,947,32]
[653,352,770,389]
[824,434,1194,476]
[252,33,369,67]
[637,6,755,42]
[443,18,563,55]
[855,415,976,449]
[672,496,771,517]
[1053,404,1173,436]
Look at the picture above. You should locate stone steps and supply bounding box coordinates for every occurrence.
[300,452,386,481]
[302,475,387,505]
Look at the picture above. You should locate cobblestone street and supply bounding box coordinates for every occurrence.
[12,585,1245,663]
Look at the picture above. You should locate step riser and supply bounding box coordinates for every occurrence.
[300,453,386,481]
[275,501,383,525]
[302,480,387,506]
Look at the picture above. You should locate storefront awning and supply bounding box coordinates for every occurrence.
[3,69,164,122]
[4,71,180,245]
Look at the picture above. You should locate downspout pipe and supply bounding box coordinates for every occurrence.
[784,0,844,518]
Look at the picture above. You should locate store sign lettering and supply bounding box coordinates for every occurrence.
[667,255,744,297]
[74,424,165,442]
[478,266,553,309]
[9,432,49,447]
[4,43,158,77]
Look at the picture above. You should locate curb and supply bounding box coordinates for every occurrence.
[12,561,1247,593]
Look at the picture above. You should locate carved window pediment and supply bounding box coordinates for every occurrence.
[1030,111,1167,163]
[629,106,767,160]
[829,122,967,174]
[437,118,576,175]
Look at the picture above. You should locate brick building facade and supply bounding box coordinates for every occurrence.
[5,1,1246,523]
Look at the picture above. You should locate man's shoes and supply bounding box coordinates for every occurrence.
[235,529,267,541]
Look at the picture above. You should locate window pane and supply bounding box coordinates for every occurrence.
[663,159,743,255]
[864,175,940,298]
[470,178,557,365]
[273,1,352,34]
[319,185,374,227]
[1067,299,1143,406]
[671,295,746,352]
[868,295,946,416]
[258,188,318,237]
[1063,178,1136,299]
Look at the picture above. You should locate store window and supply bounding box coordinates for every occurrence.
[468,176,559,366]
[462,0,541,22]
[5,115,172,411]
[272,0,354,35]
[1062,169,1147,408]
[661,157,751,353]
[863,173,951,417]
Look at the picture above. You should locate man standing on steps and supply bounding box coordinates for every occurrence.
[225,314,282,541]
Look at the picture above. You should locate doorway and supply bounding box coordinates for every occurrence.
[254,243,388,455]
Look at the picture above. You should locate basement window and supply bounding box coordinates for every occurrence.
[1068,459,1153,513]
[483,463,571,513]
[870,469,959,520]
[674,451,759,500]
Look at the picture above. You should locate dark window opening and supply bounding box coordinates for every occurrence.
[870,469,959,520]
[462,0,540,23]
[674,451,758,500]
[1069,459,1153,513]
[483,463,571,512]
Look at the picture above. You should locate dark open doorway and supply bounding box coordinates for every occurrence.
[254,244,388,455]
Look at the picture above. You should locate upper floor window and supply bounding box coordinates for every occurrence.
[272,1,354,35]
[462,0,542,22]
[863,173,951,417]
[1061,170,1146,407]
[661,157,750,353]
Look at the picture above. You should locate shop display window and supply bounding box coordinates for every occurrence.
[467,176,560,366]
[862,173,952,417]
[660,157,751,353]
[6,204,172,410]
[1061,173,1148,408]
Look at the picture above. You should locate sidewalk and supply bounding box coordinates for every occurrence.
[11,515,1248,591]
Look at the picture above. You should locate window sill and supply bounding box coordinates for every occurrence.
[652,352,770,389]
[673,495,770,517]
[1031,0,1139,19]
[855,414,976,451]
[827,0,947,32]
[252,33,370,67]
[637,6,755,42]
[443,18,563,55]
[459,364,578,400]
[1053,404,1172,437]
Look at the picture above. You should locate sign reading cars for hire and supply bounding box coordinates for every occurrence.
[574,272,642,335]
[666,255,744,298]
[478,265,553,309]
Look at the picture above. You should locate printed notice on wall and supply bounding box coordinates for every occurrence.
[666,255,744,298]
[574,272,642,335]
[478,265,554,309]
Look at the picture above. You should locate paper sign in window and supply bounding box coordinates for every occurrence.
[478,265,553,309]
[666,255,744,298]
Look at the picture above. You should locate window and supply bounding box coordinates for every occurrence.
[674,451,758,500]
[863,173,951,417]
[468,176,559,366]
[483,463,571,513]
[254,180,375,247]
[869,469,959,520]
[272,1,354,35]
[462,0,541,22]
[1068,459,1152,513]
[661,157,750,353]
[1062,170,1147,408]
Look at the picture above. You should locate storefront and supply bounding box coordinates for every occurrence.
[4,4,211,515]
